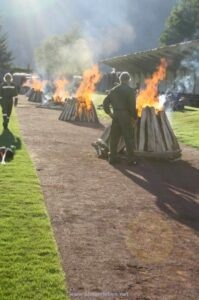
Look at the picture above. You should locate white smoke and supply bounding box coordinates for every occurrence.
[181,51,199,76]
[57,38,94,75]
[87,24,136,59]
[1,0,178,68]
[35,35,94,78]
[174,51,199,94]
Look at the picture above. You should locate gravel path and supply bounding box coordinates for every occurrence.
[16,96,199,300]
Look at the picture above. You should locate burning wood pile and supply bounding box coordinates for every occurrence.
[134,107,181,159]
[27,89,43,102]
[93,59,181,160]
[134,59,181,159]
[52,79,69,103]
[59,65,100,124]
[26,78,45,103]
[59,97,99,123]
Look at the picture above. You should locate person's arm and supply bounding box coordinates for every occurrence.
[127,90,137,119]
[103,94,112,116]
[13,84,18,97]
[12,84,18,106]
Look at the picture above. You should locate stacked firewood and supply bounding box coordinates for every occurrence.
[134,106,181,159]
[59,97,99,123]
[92,106,181,160]
[27,89,43,103]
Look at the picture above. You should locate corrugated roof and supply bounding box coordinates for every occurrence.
[101,40,199,74]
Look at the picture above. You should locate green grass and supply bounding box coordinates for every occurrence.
[0,111,69,299]
[170,106,199,149]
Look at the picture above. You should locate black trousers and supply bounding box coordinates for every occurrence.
[110,111,135,161]
[1,98,13,125]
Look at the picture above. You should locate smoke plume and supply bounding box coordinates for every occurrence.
[1,0,178,68]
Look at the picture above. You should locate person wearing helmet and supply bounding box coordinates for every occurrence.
[103,72,137,165]
[0,73,18,130]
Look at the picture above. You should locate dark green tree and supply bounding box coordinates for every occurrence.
[160,0,199,45]
[0,23,13,70]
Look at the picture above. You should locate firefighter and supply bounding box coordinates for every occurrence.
[103,72,137,165]
[0,73,18,130]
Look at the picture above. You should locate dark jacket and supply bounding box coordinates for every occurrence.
[0,82,18,100]
[103,83,137,119]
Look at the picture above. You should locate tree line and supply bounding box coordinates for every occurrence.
[0,23,12,71]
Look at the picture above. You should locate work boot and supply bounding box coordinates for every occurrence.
[127,159,137,166]
[108,153,120,165]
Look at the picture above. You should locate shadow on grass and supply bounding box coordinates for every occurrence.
[113,159,199,232]
[0,129,22,149]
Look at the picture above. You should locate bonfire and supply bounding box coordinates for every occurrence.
[134,59,181,158]
[59,65,101,123]
[26,78,46,103]
[52,79,69,103]
[93,59,181,160]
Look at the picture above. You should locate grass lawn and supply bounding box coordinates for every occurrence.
[170,106,199,149]
[0,110,69,299]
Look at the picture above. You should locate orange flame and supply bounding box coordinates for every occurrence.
[136,58,168,117]
[75,65,101,110]
[30,77,46,92]
[53,79,69,103]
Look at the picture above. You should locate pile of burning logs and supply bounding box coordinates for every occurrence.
[134,107,181,159]
[59,97,99,124]
[93,106,181,160]
[26,88,43,103]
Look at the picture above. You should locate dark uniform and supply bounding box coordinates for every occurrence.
[103,82,137,163]
[0,80,18,129]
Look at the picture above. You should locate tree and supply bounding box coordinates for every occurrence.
[160,0,199,46]
[0,23,13,70]
[34,28,93,79]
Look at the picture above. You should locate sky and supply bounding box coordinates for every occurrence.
[1,0,178,69]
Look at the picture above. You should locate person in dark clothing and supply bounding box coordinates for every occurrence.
[103,72,137,165]
[0,73,18,130]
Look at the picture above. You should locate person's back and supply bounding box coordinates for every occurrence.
[0,73,18,99]
[0,73,18,129]
[106,83,136,117]
[103,72,137,165]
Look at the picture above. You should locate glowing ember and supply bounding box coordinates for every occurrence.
[75,65,101,111]
[53,79,69,103]
[136,58,168,117]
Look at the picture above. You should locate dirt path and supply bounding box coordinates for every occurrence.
[16,96,199,300]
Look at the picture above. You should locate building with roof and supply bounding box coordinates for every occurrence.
[102,40,199,96]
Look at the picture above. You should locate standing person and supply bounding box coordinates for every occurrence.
[103,72,137,165]
[0,73,18,130]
